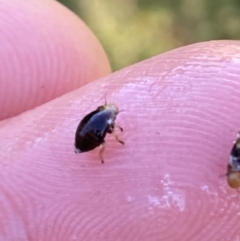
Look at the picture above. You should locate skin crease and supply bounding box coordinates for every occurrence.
[2,3,240,241]
[0,0,111,120]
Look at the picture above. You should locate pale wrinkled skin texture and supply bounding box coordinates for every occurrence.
[0,1,240,241]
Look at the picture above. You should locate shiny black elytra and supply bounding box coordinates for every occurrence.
[74,103,124,163]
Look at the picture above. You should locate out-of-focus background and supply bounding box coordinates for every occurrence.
[57,0,240,71]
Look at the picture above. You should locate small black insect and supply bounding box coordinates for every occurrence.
[226,131,240,188]
[74,103,124,163]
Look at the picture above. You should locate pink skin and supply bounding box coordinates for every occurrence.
[0,0,111,120]
[0,1,239,241]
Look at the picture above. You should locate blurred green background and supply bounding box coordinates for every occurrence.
[57,0,240,71]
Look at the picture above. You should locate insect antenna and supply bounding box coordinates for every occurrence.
[118,109,125,114]
[219,173,228,178]
[104,94,107,105]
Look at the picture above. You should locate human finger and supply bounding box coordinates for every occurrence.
[1,40,239,240]
[0,0,110,120]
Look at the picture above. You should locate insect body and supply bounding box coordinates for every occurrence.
[227,131,240,188]
[74,103,124,163]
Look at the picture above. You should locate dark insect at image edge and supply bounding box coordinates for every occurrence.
[226,131,240,189]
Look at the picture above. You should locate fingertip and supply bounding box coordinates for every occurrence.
[2,40,240,240]
[0,0,111,120]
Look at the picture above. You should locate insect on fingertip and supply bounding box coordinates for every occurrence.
[74,102,124,163]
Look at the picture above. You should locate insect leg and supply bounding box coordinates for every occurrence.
[114,123,123,132]
[107,125,114,134]
[112,129,124,145]
[99,142,106,164]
